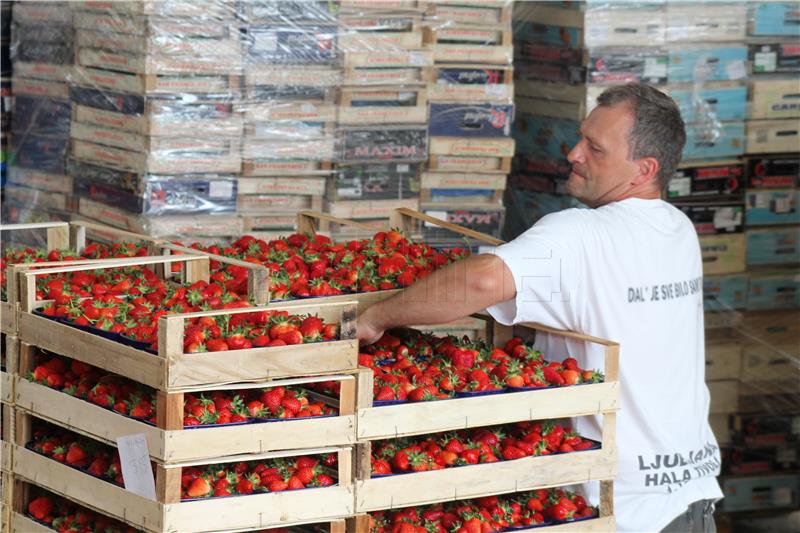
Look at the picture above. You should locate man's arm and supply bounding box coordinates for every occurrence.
[357,253,517,344]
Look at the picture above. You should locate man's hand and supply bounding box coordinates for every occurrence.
[357,307,384,346]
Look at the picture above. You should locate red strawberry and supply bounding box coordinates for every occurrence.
[185,477,212,499]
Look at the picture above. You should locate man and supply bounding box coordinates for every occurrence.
[358,84,722,532]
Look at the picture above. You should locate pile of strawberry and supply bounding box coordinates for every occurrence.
[369,488,597,532]
[183,308,339,353]
[1,241,149,301]
[28,491,142,532]
[352,330,603,403]
[27,421,154,488]
[29,354,158,424]
[185,230,468,301]
[184,386,336,426]
[371,421,597,475]
[182,453,338,500]
[29,353,338,427]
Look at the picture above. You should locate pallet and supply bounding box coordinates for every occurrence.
[338,87,428,126]
[10,443,355,532]
[423,26,513,65]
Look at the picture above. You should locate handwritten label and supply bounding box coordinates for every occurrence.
[117,434,156,500]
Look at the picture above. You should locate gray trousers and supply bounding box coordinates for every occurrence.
[661,499,717,533]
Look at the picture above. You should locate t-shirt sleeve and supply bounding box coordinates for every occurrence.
[486,210,581,329]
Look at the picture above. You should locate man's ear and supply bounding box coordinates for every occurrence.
[633,156,660,186]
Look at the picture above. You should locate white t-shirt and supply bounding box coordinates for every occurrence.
[487,198,722,533]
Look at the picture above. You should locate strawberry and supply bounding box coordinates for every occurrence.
[28,496,54,520]
[65,443,90,467]
[185,477,212,499]
[299,316,323,340]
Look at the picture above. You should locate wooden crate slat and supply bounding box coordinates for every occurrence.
[12,445,163,531]
[0,302,16,335]
[357,382,619,440]
[1,440,12,473]
[17,316,167,389]
[526,515,616,532]
[355,446,616,511]
[10,511,54,533]
[1,370,14,405]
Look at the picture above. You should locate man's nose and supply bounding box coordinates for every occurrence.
[567,140,584,164]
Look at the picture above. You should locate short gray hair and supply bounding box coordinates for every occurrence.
[596,84,686,189]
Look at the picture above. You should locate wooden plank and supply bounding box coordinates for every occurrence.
[355,447,616,512]
[0,303,17,335]
[529,516,616,532]
[168,340,359,388]
[10,511,54,533]
[390,207,504,246]
[162,486,355,533]
[1,440,12,472]
[1,370,13,405]
[12,445,163,531]
[17,317,167,389]
[357,382,619,440]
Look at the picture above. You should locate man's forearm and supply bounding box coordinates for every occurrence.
[362,253,516,331]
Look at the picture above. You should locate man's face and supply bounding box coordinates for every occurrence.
[565,103,642,207]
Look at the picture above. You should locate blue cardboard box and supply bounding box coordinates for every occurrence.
[747,272,799,310]
[683,121,745,161]
[513,113,579,159]
[668,46,748,83]
[746,227,800,267]
[9,135,68,174]
[11,95,70,137]
[745,189,800,226]
[748,2,800,37]
[429,104,513,138]
[704,274,749,311]
[670,84,748,123]
[721,474,799,512]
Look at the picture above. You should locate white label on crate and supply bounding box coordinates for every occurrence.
[773,196,792,214]
[754,51,777,73]
[424,210,448,227]
[725,60,746,80]
[117,434,157,501]
[253,32,278,52]
[754,194,771,209]
[209,180,234,199]
[669,177,692,197]
[409,51,427,66]
[774,487,793,506]
[644,57,668,80]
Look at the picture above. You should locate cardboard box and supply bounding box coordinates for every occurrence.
[749,41,800,75]
[668,82,748,123]
[746,227,800,267]
[746,119,800,154]
[421,204,505,241]
[668,45,748,83]
[428,64,514,103]
[708,380,740,414]
[706,342,743,381]
[12,95,71,137]
[676,202,744,235]
[428,103,513,138]
[329,162,421,201]
[709,414,732,445]
[666,3,746,43]
[746,154,800,189]
[721,474,799,512]
[745,189,800,226]
[704,274,749,312]
[340,126,428,163]
[749,79,800,119]
[668,163,744,199]
[748,2,800,37]
[699,233,747,275]
[683,121,745,161]
[747,271,800,311]
[10,134,69,174]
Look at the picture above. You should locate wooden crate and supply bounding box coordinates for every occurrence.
[429,137,515,158]
[705,341,743,381]
[343,50,434,69]
[13,366,359,463]
[339,13,424,51]
[428,154,512,173]
[14,255,356,390]
[338,87,428,125]
[74,66,242,95]
[420,171,506,204]
[238,193,324,214]
[423,25,512,65]
[746,119,800,154]
[10,442,355,532]
[426,2,512,26]
[355,314,619,441]
[242,160,333,177]
[343,66,433,87]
